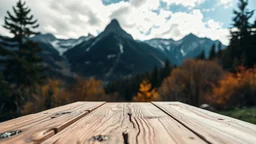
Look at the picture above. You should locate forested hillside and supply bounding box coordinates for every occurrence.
[0,0,255,122]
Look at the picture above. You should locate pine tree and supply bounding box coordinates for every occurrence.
[217,42,223,59]
[209,44,216,60]
[197,50,205,60]
[44,86,55,109]
[160,60,172,82]
[247,19,256,67]
[151,66,159,88]
[222,0,255,69]
[0,0,46,116]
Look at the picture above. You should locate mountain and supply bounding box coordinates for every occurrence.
[64,19,168,81]
[32,33,94,55]
[1,19,226,81]
[30,33,94,80]
[145,33,226,65]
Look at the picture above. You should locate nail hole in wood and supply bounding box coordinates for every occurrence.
[144,116,162,119]
[0,130,22,139]
[189,137,195,140]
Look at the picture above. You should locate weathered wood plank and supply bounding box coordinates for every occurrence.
[0,102,105,144]
[153,102,256,144]
[43,103,206,144]
[0,102,84,130]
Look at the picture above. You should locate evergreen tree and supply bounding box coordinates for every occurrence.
[247,19,256,67]
[151,66,159,88]
[209,44,216,60]
[222,0,255,69]
[217,42,223,59]
[160,60,172,81]
[197,50,205,60]
[0,0,46,116]
[44,86,55,109]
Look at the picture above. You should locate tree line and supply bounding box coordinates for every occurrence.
[0,0,256,121]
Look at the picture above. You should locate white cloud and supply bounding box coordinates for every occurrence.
[0,0,229,45]
[202,8,215,12]
[161,0,205,8]
[207,19,223,29]
[130,0,160,10]
[147,10,230,45]
[218,0,233,8]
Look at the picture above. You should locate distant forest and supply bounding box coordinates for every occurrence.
[0,0,256,121]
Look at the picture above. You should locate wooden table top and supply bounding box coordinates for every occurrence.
[0,102,256,144]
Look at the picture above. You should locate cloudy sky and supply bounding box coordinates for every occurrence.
[0,0,255,45]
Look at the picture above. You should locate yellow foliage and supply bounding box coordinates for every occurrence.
[23,102,35,115]
[133,79,160,102]
[23,77,107,114]
[210,73,238,105]
[72,77,105,101]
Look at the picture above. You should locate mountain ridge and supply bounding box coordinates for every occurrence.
[1,19,226,81]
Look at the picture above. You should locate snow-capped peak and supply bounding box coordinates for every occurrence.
[32,33,94,55]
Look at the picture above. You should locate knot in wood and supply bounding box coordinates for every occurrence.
[0,130,22,139]
[51,111,71,119]
[93,135,109,142]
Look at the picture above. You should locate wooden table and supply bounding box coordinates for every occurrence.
[0,102,256,144]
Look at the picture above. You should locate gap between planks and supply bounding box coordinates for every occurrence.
[152,102,256,144]
[151,102,212,144]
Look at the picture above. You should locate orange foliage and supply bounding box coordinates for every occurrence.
[23,77,107,114]
[133,78,160,102]
[158,59,224,106]
[72,77,105,101]
[210,66,256,108]
[23,79,64,114]
[209,73,238,106]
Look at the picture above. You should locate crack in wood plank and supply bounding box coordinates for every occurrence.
[127,113,135,128]
[122,132,129,144]
[134,118,141,144]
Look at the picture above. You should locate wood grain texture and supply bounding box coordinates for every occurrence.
[153,102,256,144]
[0,102,105,144]
[43,103,206,144]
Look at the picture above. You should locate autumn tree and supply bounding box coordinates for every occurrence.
[105,60,172,101]
[72,77,105,101]
[158,59,224,106]
[23,79,62,115]
[133,78,160,102]
[0,0,46,116]
[210,66,256,109]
